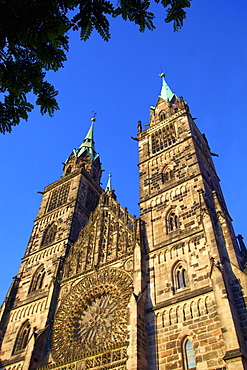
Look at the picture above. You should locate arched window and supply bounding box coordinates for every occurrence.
[162,166,174,183]
[183,338,196,369]
[159,110,166,121]
[41,223,57,247]
[167,212,179,232]
[12,320,31,354]
[177,265,188,289]
[65,165,72,175]
[173,263,188,292]
[29,265,45,293]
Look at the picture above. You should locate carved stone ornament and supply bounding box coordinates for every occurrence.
[52,268,133,363]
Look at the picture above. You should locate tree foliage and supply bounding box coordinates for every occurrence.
[0,0,191,133]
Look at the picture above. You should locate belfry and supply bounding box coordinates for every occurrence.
[1,76,247,370]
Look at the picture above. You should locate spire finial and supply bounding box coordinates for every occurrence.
[91,111,97,122]
[75,116,98,159]
[105,173,112,191]
[159,73,174,102]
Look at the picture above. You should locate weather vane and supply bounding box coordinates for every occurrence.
[91,111,97,122]
[159,67,165,78]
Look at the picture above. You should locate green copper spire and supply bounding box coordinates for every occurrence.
[105,173,112,191]
[75,117,98,160]
[159,73,174,102]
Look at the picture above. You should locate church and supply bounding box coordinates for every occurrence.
[1,75,247,370]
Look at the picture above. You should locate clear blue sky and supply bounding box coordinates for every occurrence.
[1,0,247,303]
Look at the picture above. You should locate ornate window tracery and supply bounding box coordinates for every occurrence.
[183,338,196,369]
[12,320,31,354]
[29,265,45,293]
[47,183,70,212]
[52,268,133,362]
[151,123,176,154]
[41,223,57,247]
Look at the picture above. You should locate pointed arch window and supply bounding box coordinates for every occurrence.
[177,265,188,289]
[12,320,31,354]
[167,212,179,232]
[65,165,72,175]
[159,110,166,121]
[183,338,196,369]
[162,165,174,183]
[29,265,45,293]
[41,223,57,247]
[173,263,188,292]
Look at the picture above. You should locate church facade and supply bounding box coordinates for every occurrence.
[1,76,247,370]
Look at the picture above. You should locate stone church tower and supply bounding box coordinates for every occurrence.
[1,76,247,370]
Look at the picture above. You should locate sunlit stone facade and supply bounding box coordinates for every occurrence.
[1,79,247,370]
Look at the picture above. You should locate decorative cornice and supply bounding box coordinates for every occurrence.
[138,108,187,140]
[147,285,213,312]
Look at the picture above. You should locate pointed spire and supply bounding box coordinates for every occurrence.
[80,119,95,148]
[159,73,174,102]
[105,173,112,191]
[75,116,98,160]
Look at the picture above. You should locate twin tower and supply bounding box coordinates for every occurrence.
[1,76,247,370]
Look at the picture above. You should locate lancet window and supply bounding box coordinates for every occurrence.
[65,165,72,175]
[41,223,57,247]
[29,265,45,293]
[12,320,31,354]
[162,165,174,183]
[159,110,166,121]
[175,265,188,290]
[183,338,196,369]
[167,212,179,232]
